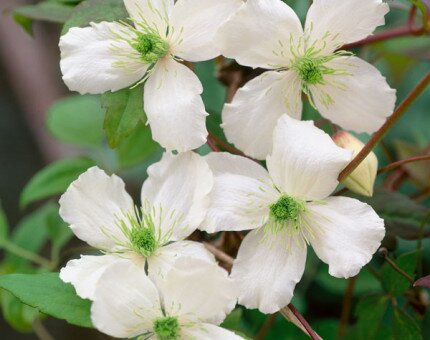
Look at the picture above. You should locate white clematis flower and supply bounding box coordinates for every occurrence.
[59,152,215,300]
[60,0,242,152]
[91,258,242,339]
[201,115,385,313]
[219,0,397,159]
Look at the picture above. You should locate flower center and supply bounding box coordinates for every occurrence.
[270,195,306,224]
[130,227,157,257]
[133,33,169,64]
[153,316,180,340]
[293,56,324,85]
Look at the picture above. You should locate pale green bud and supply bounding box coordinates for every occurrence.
[333,131,378,197]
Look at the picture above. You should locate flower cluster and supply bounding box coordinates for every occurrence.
[59,0,393,338]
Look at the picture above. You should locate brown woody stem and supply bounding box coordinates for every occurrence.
[378,155,430,174]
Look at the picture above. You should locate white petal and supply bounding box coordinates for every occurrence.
[222,70,302,160]
[307,196,385,278]
[231,229,307,314]
[182,323,244,340]
[124,0,173,36]
[60,254,121,300]
[60,22,147,94]
[160,257,237,325]
[144,58,208,152]
[169,0,242,61]
[147,240,215,282]
[305,0,389,54]
[200,153,278,233]
[311,56,396,133]
[218,0,303,69]
[59,167,134,251]
[91,261,162,338]
[141,152,213,241]
[267,115,351,201]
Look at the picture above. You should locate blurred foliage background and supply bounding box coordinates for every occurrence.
[0,0,429,339]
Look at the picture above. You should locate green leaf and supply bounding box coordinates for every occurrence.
[13,1,74,23]
[392,307,422,340]
[102,86,146,148]
[62,0,128,34]
[353,295,388,339]
[20,158,95,208]
[0,291,39,332]
[0,203,8,244]
[0,273,92,328]
[382,250,418,296]
[47,95,105,148]
[347,188,430,240]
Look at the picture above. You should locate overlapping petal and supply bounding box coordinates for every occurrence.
[59,167,134,251]
[231,229,307,314]
[182,323,244,340]
[141,152,213,241]
[169,0,242,61]
[305,0,389,55]
[144,58,208,152]
[307,197,385,278]
[60,22,147,94]
[201,153,278,233]
[267,115,351,201]
[311,56,396,133]
[222,70,302,159]
[218,0,303,68]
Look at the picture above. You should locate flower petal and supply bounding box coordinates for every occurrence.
[91,261,162,338]
[231,229,307,314]
[60,254,121,300]
[182,323,244,340]
[200,152,278,233]
[124,0,173,36]
[222,70,302,160]
[160,257,237,325]
[59,167,134,251]
[311,56,396,133]
[147,240,215,282]
[218,0,303,69]
[60,22,147,94]
[307,197,385,278]
[141,152,213,241]
[144,58,208,152]
[267,115,351,201]
[305,0,389,54]
[169,0,242,61]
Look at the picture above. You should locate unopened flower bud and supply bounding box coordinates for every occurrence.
[332,131,378,197]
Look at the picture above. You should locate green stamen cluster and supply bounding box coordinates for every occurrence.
[133,33,169,64]
[294,57,324,85]
[153,316,180,340]
[270,195,306,227]
[130,227,157,257]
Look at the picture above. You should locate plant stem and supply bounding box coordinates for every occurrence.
[377,155,430,174]
[1,241,52,269]
[338,276,358,338]
[203,242,234,268]
[256,314,277,340]
[379,248,414,284]
[339,71,430,181]
[284,304,320,340]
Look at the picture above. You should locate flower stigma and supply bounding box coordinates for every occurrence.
[153,316,180,340]
[130,227,157,258]
[132,33,169,64]
[269,195,306,230]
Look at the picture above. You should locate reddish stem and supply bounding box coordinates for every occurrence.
[378,155,430,174]
[287,304,319,340]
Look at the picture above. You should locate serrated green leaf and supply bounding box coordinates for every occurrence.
[393,307,422,340]
[47,95,104,148]
[382,250,418,296]
[62,0,128,34]
[20,158,95,208]
[353,295,388,339]
[102,86,146,148]
[0,273,92,328]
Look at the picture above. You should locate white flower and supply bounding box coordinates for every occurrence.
[219,0,397,159]
[200,115,385,313]
[59,152,215,301]
[91,257,242,339]
[59,0,242,152]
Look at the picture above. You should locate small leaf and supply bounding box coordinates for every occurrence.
[0,273,92,328]
[20,158,95,208]
[353,295,388,339]
[392,307,422,340]
[62,0,128,34]
[102,86,146,148]
[382,250,419,296]
[0,291,40,332]
[414,275,430,288]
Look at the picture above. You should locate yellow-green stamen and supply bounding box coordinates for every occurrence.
[153,316,180,340]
